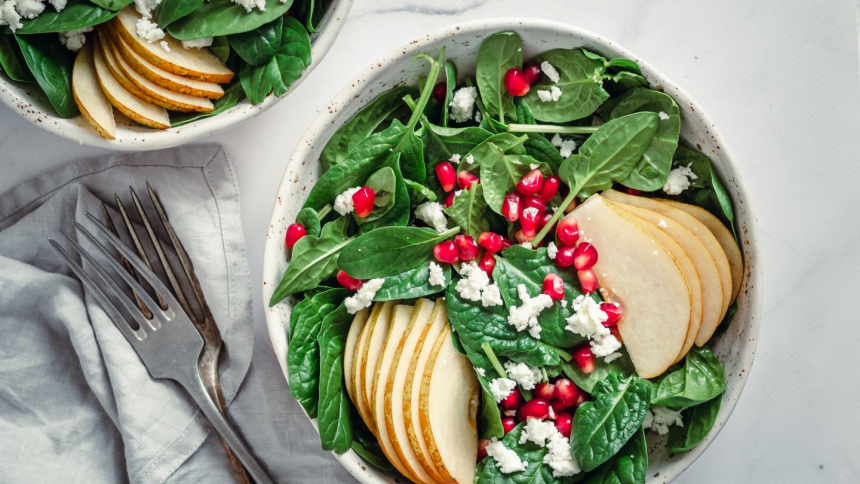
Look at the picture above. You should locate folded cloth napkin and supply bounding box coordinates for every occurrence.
[0,145,355,484]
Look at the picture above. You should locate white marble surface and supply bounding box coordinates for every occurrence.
[1,0,859,482]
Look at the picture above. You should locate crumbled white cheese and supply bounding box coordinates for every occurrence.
[464,154,475,165]
[560,299,568,308]
[160,40,170,52]
[475,367,486,377]
[486,439,528,474]
[519,418,557,446]
[663,164,698,195]
[481,283,503,307]
[530,163,540,170]
[537,86,563,102]
[0,1,24,32]
[658,111,670,120]
[474,110,483,123]
[134,0,161,18]
[541,61,561,83]
[182,37,214,49]
[428,261,446,287]
[333,187,361,216]
[58,27,93,52]
[414,201,448,233]
[449,153,462,164]
[449,86,477,123]
[603,352,622,363]
[551,133,563,148]
[520,242,533,249]
[49,0,66,11]
[135,17,165,43]
[504,361,542,390]
[344,278,384,314]
[488,378,517,403]
[508,284,554,339]
[590,334,622,357]
[547,242,558,260]
[565,294,610,339]
[14,0,43,18]
[232,0,267,13]
[643,405,684,435]
[455,261,491,302]
[559,139,577,159]
[544,432,580,477]
[658,219,668,228]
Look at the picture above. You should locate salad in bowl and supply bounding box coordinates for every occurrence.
[264,22,760,484]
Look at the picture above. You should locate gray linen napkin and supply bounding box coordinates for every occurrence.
[0,145,354,484]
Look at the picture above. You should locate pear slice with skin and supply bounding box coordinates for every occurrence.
[384,299,440,484]
[73,42,115,140]
[661,199,743,304]
[111,7,233,83]
[419,325,479,484]
[403,301,448,483]
[96,29,161,106]
[92,37,169,129]
[601,189,732,324]
[606,201,701,363]
[353,302,386,433]
[360,300,396,430]
[572,194,690,379]
[343,307,369,404]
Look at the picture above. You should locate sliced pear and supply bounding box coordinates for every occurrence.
[353,302,385,432]
[384,299,440,484]
[606,201,700,363]
[419,325,479,483]
[73,42,115,140]
[96,29,161,106]
[344,308,369,404]
[360,300,396,429]
[572,194,690,378]
[92,38,169,129]
[111,7,233,83]
[661,199,743,304]
[404,301,449,483]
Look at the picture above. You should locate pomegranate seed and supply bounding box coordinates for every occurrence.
[504,68,530,97]
[573,242,598,270]
[574,391,589,406]
[285,223,306,249]
[519,195,546,219]
[478,232,504,252]
[432,82,447,106]
[514,229,531,244]
[352,187,375,218]
[537,212,554,232]
[610,326,623,344]
[500,237,514,249]
[550,400,572,414]
[619,185,642,196]
[518,397,550,421]
[477,439,491,461]
[573,345,597,374]
[478,250,496,276]
[436,162,457,192]
[501,193,522,222]
[444,191,456,208]
[553,378,579,406]
[455,235,480,260]
[555,245,576,268]
[578,269,599,293]
[457,170,479,190]
[601,302,624,326]
[556,217,579,246]
[502,417,517,435]
[336,270,364,291]
[542,273,565,300]
[520,207,540,238]
[538,175,560,202]
[500,388,523,411]
[433,241,459,264]
[534,382,555,400]
[554,413,573,438]
[523,62,542,84]
[516,169,544,196]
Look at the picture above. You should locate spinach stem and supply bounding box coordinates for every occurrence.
[402,95,417,111]
[507,123,599,135]
[406,48,446,131]
[317,204,332,221]
[555,347,572,362]
[541,367,548,383]
[531,181,583,246]
[480,342,508,378]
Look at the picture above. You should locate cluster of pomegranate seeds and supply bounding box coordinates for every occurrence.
[436,162,456,192]
[352,187,375,218]
[551,217,601,293]
[457,171,480,190]
[573,345,597,374]
[504,68,531,97]
[455,235,480,260]
[433,240,459,264]
[600,302,624,326]
[336,270,364,290]
[284,223,306,249]
[490,376,585,441]
[432,82,446,105]
[542,273,565,300]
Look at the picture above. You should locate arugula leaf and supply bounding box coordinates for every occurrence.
[167,0,294,39]
[228,15,283,66]
[476,31,522,124]
[170,82,244,126]
[373,260,450,301]
[522,48,610,123]
[296,207,322,237]
[338,226,458,279]
[480,151,551,216]
[286,288,348,418]
[582,428,647,484]
[15,34,77,118]
[317,302,354,453]
[668,146,736,236]
[155,0,204,26]
[0,35,33,82]
[571,373,651,472]
[667,393,722,453]
[650,346,725,408]
[563,351,635,394]
[239,16,310,105]
[444,184,489,239]
[269,216,353,305]
[441,59,457,126]
[9,0,117,34]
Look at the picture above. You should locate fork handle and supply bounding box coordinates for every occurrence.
[180,373,276,484]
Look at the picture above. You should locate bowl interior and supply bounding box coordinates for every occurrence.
[262,18,762,484]
[0,0,352,151]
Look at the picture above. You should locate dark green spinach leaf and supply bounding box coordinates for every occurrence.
[351,415,393,470]
[444,184,489,239]
[10,0,116,34]
[356,153,411,232]
[373,260,450,301]
[563,351,635,394]
[89,0,134,10]
[476,31,522,123]
[481,152,551,216]
[239,16,310,105]
[16,34,77,118]
[228,15,282,66]
[475,422,580,484]
[316,302,354,453]
[667,393,722,453]
[338,226,458,279]
[296,206,322,237]
[582,428,647,484]
[0,34,33,82]
[170,82,244,126]
[155,0,204,26]
[650,346,725,408]
[167,0,294,39]
[522,48,609,123]
[669,146,736,236]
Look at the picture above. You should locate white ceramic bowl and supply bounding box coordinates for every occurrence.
[0,0,353,151]
[262,18,763,484]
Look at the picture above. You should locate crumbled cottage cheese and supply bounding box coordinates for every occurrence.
[49,0,66,11]
[333,187,362,216]
[449,154,461,164]
[58,27,92,52]
[428,262,446,287]
[643,405,684,435]
[414,202,448,233]
[488,377,517,403]
[481,283,503,307]
[590,333,622,358]
[508,284,554,339]
[14,0,43,18]
[551,134,563,148]
[547,242,558,260]
[160,40,170,51]
[520,418,557,446]
[541,61,561,83]
[456,262,502,307]
[134,0,160,17]
[0,1,24,32]
[663,164,698,195]
[504,361,541,390]
[464,154,475,164]
[658,111,670,120]
[486,440,528,474]
[136,17,165,43]
[517,418,580,477]
[530,163,540,170]
[559,139,576,158]
[449,86,477,123]
[182,36,214,49]
[474,110,482,123]
[537,86,562,103]
[344,278,385,314]
[475,367,486,377]
[565,295,622,361]
[520,242,533,249]
[232,0,267,13]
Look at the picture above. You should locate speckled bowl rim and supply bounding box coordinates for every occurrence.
[0,0,353,151]
[262,18,763,484]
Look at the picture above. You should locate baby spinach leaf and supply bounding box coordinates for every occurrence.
[712,301,738,338]
[155,0,204,26]
[475,422,580,484]
[404,179,437,203]
[606,71,649,94]
[167,0,294,39]
[269,216,354,305]
[228,15,282,66]
[338,226,458,279]
[88,0,133,10]
[571,373,651,472]
[481,152,552,215]
[239,16,310,105]
[351,416,393,470]
[321,85,418,171]
[650,346,725,408]
[606,58,642,76]
[422,123,492,181]
[170,81,244,126]
[286,288,348,418]
[0,35,33,82]
[316,302,353,453]
[441,59,457,127]
[286,292,312,343]
[15,34,77,118]
[563,351,635,394]
[602,88,680,192]
[522,49,610,123]
[476,31,522,124]
[296,207,322,237]
[9,0,117,34]
[515,97,537,125]
[444,184,489,239]
[669,146,736,235]
[209,36,230,63]
[356,166,396,225]
[582,428,647,484]
[357,153,411,232]
[667,393,722,453]
[373,260,450,301]
[524,134,565,173]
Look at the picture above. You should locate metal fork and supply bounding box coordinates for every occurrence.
[49,195,273,484]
